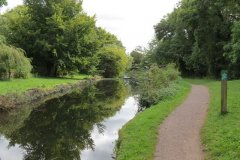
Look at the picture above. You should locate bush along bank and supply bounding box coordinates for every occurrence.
[116,64,191,160]
[0,78,99,111]
[0,44,32,80]
[129,64,182,110]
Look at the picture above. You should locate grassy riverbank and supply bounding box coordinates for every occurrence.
[187,79,240,160]
[116,80,191,160]
[0,75,89,95]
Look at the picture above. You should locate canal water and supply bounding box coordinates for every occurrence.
[0,80,139,160]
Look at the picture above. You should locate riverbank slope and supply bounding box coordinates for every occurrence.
[0,75,95,110]
[0,75,89,95]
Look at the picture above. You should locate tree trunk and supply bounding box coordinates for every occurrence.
[50,63,58,77]
[5,60,11,80]
[8,68,11,80]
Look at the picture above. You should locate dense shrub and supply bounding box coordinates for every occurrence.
[0,44,32,79]
[133,63,180,109]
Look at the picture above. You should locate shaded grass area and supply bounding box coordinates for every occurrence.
[0,75,89,95]
[187,79,240,160]
[116,80,191,160]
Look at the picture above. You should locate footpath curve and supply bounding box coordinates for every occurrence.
[154,85,209,160]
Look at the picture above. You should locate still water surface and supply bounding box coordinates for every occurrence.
[0,80,139,160]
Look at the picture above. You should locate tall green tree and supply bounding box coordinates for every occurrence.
[21,0,99,76]
[0,0,98,76]
[98,46,128,78]
[224,22,240,78]
[130,46,145,68]
[152,0,240,78]
[0,1,128,78]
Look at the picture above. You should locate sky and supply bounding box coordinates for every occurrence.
[1,0,180,52]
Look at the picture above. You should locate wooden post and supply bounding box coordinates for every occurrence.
[221,80,227,114]
[221,70,228,115]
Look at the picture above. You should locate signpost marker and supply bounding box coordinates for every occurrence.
[221,70,228,114]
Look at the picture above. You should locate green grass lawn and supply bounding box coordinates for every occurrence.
[0,75,90,95]
[116,80,191,160]
[187,79,240,160]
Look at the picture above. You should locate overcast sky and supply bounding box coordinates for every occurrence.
[1,0,180,52]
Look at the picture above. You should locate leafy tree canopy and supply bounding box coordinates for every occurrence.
[151,0,240,78]
[0,0,128,78]
[0,44,32,80]
[98,46,129,78]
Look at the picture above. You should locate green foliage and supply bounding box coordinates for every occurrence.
[98,46,129,78]
[224,22,240,78]
[116,80,191,160]
[24,0,96,76]
[130,47,145,68]
[187,79,240,160]
[0,34,6,43]
[0,44,32,80]
[152,0,240,78]
[0,1,127,78]
[134,64,180,108]
[96,27,124,48]
[0,0,7,7]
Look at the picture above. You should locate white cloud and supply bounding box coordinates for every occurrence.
[1,0,180,52]
[83,0,180,52]
[0,0,22,13]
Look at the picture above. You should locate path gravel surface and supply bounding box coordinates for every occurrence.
[154,85,209,160]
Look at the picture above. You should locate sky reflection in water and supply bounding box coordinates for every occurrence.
[0,80,138,160]
[81,97,138,160]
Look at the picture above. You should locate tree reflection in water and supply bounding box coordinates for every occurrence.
[5,80,128,160]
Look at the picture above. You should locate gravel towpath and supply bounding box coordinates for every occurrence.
[154,85,209,160]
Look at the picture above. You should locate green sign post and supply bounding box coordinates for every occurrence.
[221,70,228,114]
